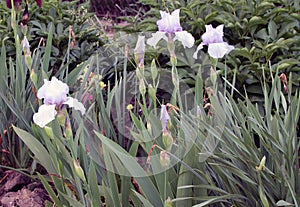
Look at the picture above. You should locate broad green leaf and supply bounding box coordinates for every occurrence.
[88,161,102,207]
[38,173,64,207]
[191,194,246,207]
[13,126,56,174]
[268,20,278,40]
[94,131,163,207]
[42,22,53,72]
[132,190,155,207]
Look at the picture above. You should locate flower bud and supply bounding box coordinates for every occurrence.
[160,105,170,131]
[64,116,73,140]
[73,160,86,182]
[148,84,156,103]
[210,66,217,85]
[25,54,32,70]
[164,197,173,207]
[197,105,202,117]
[22,4,29,26]
[30,69,37,87]
[151,59,158,82]
[57,108,66,127]
[139,79,146,96]
[146,121,152,133]
[134,35,145,66]
[136,68,143,80]
[160,150,170,169]
[44,126,54,139]
[162,131,173,152]
[256,156,266,171]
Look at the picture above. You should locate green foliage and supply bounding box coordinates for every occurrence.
[1,1,300,207]
[0,0,102,73]
[122,0,300,100]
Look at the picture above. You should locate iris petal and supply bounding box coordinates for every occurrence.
[64,97,86,115]
[147,32,167,48]
[174,31,195,48]
[207,43,229,59]
[193,43,204,59]
[37,77,69,105]
[157,9,182,33]
[33,104,57,128]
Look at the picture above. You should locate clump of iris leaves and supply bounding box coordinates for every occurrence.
[0,0,300,207]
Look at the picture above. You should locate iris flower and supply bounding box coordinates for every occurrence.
[33,77,85,128]
[6,0,42,9]
[193,24,234,59]
[147,9,195,48]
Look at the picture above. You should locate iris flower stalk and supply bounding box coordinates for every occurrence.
[147,9,194,108]
[194,24,234,92]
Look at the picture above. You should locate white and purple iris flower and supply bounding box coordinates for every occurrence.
[147,9,195,48]
[33,77,85,128]
[193,24,234,59]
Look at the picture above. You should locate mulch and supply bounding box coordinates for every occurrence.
[0,170,51,207]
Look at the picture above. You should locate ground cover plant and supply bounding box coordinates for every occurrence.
[0,0,299,206]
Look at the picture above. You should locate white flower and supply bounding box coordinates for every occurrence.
[147,9,195,48]
[37,77,69,105]
[193,24,234,59]
[33,105,57,128]
[33,77,85,128]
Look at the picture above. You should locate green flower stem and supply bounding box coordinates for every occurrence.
[164,170,167,206]
[168,40,183,110]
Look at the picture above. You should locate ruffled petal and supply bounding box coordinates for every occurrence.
[37,77,69,105]
[147,32,167,48]
[169,9,182,32]
[207,43,229,59]
[33,104,57,128]
[225,44,235,54]
[216,24,224,37]
[201,24,224,44]
[193,43,204,59]
[174,31,195,48]
[64,97,86,115]
[157,9,182,33]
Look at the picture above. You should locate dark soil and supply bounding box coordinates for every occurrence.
[0,170,51,207]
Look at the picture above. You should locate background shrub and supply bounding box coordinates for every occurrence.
[121,0,300,101]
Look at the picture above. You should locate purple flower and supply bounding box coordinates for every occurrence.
[6,0,42,8]
[33,77,85,128]
[147,9,195,48]
[193,24,234,59]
